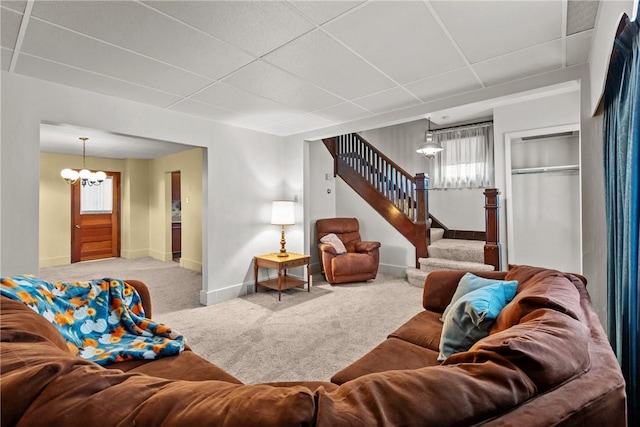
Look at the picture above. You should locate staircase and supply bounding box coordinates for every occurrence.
[322,132,502,276]
[406,227,495,287]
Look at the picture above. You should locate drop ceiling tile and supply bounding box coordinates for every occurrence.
[353,87,421,114]
[567,30,593,66]
[265,29,395,99]
[404,67,482,102]
[473,40,563,87]
[21,19,212,96]
[1,7,21,49]
[313,102,373,123]
[257,122,299,137]
[169,99,268,129]
[31,1,254,80]
[1,1,26,14]
[288,1,364,25]
[16,54,182,107]
[1,47,12,71]
[567,0,599,35]
[274,113,335,133]
[432,1,562,64]
[324,1,465,84]
[223,60,343,112]
[192,83,302,123]
[144,1,315,57]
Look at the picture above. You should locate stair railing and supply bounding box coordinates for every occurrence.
[323,133,428,266]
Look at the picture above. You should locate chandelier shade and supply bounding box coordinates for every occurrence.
[60,137,106,186]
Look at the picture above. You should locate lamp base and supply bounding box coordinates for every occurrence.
[277,225,289,257]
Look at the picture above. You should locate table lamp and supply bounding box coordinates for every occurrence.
[271,200,295,257]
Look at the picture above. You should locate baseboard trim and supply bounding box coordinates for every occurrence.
[121,249,149,259]
[378,263,408,278]
[180,258,202,272]
[200,281,253,306]
[149,250,172,262]
[39,256,70,268]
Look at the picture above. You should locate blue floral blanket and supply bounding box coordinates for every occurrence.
[0,276,184,365]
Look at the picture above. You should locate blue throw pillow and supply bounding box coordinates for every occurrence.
[438,280,518,361]
[441,273,518,321]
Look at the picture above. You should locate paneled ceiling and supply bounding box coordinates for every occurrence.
[2,0,599,153]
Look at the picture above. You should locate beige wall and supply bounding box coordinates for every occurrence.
[148,147,203,271]
[39,147,202,272]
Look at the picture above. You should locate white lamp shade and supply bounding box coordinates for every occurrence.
[94,171,107,182]
[61,168,79,181]
[271,201,295,225]
[79,169,92,180]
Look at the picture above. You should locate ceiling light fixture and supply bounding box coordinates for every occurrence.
[60,137,107,186]
[416,118,443,158]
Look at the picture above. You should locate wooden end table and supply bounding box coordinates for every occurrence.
[254,253,311,301]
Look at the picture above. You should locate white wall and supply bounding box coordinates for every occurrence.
[0,72,290,306]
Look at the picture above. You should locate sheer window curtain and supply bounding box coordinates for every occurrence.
[428,125,493,189]
[603,15,639,425]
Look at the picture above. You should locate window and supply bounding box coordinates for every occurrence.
[80,176,113,214]
[428,124,493,189]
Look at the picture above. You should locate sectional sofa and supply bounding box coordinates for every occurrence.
[1,265,626,426]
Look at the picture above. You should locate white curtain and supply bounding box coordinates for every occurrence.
[428,124,493,189]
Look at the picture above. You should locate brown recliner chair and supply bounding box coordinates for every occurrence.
[316,218,381,285]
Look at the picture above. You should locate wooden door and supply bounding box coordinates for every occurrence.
[71,172,121,263]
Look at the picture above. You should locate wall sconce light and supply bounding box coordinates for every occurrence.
[271,200,295,257]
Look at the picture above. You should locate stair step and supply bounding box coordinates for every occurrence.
[428,238,485,264]
[418,257,495,273]
[431,228,444,243]
[406,267,428,288]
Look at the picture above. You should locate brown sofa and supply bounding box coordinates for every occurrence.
[316,217,381,284]
[1,266,626,426]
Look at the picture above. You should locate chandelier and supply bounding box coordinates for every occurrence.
[416,118,444,158]
[60,137,107,186]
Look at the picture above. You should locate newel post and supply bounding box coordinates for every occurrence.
[414,173,429,267]
[483,188,502,271]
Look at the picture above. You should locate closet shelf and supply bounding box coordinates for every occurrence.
[511,164,579,175]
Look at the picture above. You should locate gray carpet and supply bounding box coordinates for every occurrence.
[40,257,423,384]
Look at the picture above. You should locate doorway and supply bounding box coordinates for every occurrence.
[171,171,181,262]
[71,172,121,262]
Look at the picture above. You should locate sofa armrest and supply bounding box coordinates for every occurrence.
[125,279,153,319]
[318,242,337,255]
[422,270,507,312]
[355,241,381,253]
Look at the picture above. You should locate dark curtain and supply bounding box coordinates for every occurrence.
[603,14,640,425]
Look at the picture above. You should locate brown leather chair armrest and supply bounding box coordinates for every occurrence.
[318,242,337,255]
[125,279,153,319]
[355,241,381,253]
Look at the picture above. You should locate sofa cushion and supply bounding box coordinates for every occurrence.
[448,308,590,393]
[319,357,536,427]
[319,233,347,254]
[422,270,508,313]
[1,296,69,352]
[110,350,243,384]
[491,265,583,334]
[442,272,518,321]
[2,340,317,426]
[331,337,439,385]
[388,310,443,351]
[438,280,518,361]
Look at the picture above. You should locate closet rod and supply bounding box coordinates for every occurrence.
[511,165,580,175]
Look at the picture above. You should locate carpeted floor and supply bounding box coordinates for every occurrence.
[40,257,423,384]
